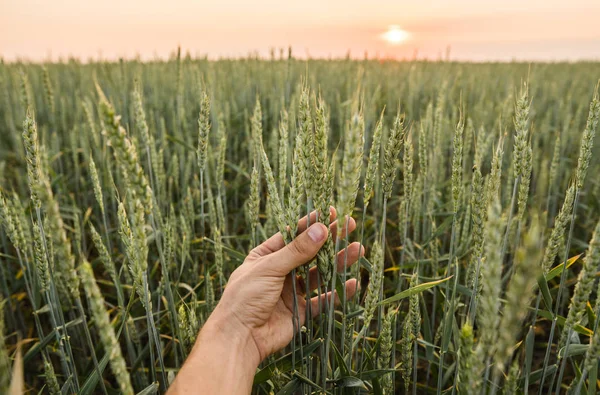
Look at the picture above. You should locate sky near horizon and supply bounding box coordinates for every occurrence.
[2,0,600,62]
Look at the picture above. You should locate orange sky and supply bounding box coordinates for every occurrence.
[2,0,600,62]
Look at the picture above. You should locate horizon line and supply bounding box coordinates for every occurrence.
[3,50,600,65]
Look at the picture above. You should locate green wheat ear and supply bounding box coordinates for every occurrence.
[88,156,104,215]
[132,83,150,148]
[541,184,575,274]
[575,92,600,190]
[382,111,405,200]
[404,130,414,206]
[495,218,541,373]
[451,113,465,213]
[339,97,364,220]
[43,355,60,395]
[457,323,476,394]
[246,163,260,243]
[561,218,600,345]
[260,138,288,239]
[79,260,134,395]
[197,90,211,173]
[363,239,384,329]
[98,85,153,214]
[0,190,20,251]
[476,197,504,361]
[364,108,384,209]
[378,307,396,393]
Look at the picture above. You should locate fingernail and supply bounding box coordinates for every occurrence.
[308,224,326,242]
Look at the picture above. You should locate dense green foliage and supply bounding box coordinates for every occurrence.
[0,55,600,394]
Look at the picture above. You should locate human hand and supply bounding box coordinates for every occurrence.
[168,207,363,394]
[210,207,364,364]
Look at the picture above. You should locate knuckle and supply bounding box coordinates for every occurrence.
[255,257,269,270]
[290,238,309,257]
[255,259,283,277]
[248,246,262,259]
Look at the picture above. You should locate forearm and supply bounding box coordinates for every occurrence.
[167,308,260,394]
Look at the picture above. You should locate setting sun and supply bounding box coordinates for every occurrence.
[381,25,411,45]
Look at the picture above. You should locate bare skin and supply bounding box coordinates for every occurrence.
[168,208,363,394]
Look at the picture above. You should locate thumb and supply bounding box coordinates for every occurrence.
[266,223,328,275]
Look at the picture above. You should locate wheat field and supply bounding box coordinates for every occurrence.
[0,55,600,394]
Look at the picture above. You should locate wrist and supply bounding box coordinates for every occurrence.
[202,305,262,369]
[171,307,260,394]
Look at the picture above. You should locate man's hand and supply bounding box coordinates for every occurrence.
[215,207,363,363]
[168,208,363,394]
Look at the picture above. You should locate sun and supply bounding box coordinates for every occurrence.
[381,25,410,45]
